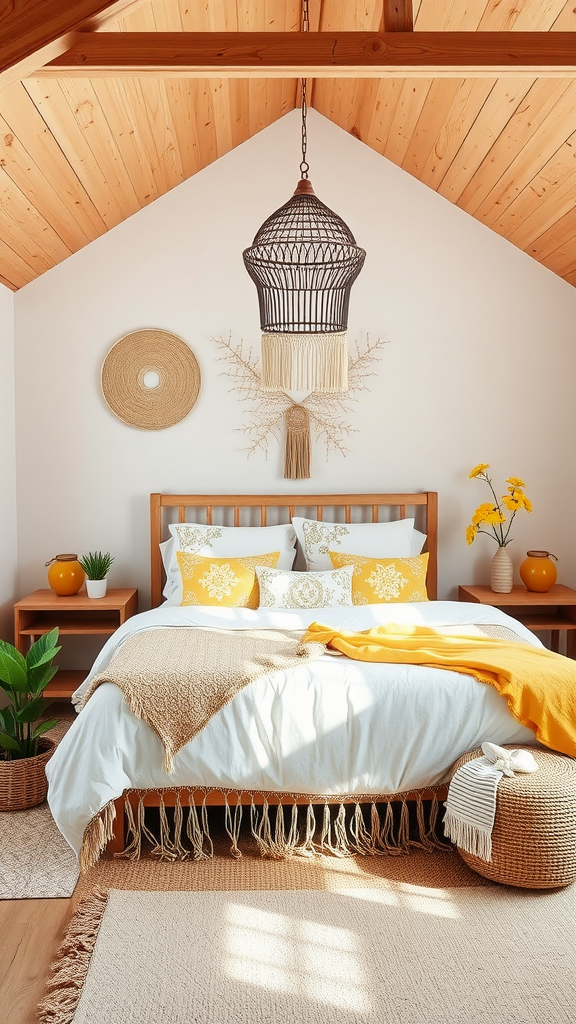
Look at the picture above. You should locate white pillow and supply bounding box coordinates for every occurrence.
[256,565,354,609]
[411,529,427,556]
[292,516,418,571]
[162,523,297,603]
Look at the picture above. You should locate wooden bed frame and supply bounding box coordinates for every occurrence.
[107,491,440,855]
[150,490,438,607]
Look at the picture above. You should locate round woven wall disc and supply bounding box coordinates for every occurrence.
[101,329,201,430]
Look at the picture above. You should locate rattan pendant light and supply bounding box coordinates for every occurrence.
[242,3,365,393]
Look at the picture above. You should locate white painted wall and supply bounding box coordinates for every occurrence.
[13,110,576,623]
[0,282,17,640]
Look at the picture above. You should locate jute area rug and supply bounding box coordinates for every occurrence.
[0,723,79,899]
[41,880,576,1024]
[0,801,79,899]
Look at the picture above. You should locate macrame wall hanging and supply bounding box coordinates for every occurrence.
[213,333,387,479]
[284,405,311,479]
[242,0,365,394]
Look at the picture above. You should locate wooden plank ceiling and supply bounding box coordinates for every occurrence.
[1,0,576,291]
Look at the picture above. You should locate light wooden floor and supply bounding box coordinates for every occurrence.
[0,896,75,1024]
[1,702,78,1024]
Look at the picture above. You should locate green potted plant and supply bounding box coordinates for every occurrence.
[0,627,61,811]
[79,550,114,598]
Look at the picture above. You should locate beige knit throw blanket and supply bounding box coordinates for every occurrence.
[78,628,325,772]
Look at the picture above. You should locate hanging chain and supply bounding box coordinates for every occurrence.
[300,0,310,178]
[300,81,309,179]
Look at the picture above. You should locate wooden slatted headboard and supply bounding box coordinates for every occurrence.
[150,492,438,608]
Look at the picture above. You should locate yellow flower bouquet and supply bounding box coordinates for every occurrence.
[466,463,532,547]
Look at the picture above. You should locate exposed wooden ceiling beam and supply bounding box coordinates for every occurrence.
[0,0,149,90]
[41,32,576,79]
[382,2,413,33]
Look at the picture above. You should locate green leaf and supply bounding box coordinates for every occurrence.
[0,706,16,736]
[15,695,50,723]
[32,719,59,739]
[26,629,61,670]
[0,731,21,752]
[78,551,114,580]
[0,650,28,691]
[0,638,26,668]
[28,664,58,695]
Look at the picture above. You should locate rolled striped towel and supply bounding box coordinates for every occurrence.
[443,743,538,862]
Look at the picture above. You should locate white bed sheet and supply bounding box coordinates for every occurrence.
[46,601,540,856]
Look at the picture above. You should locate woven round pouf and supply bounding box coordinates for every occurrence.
[448,746,576,888]
[101,329,201,430]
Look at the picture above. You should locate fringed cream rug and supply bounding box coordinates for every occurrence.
[40,883,576,1024]
[0,722,78,899]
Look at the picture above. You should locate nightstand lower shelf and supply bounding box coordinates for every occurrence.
[44,669,86,699]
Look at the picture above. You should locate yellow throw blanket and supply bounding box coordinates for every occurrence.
[303,622,576,758]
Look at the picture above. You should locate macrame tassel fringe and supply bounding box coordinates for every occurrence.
[79,800,116,873]
[261,332,349,393]
[284,405,311,479]
[83,789,452,868]
[186,794,211,861]
[225,794,243,859]
[38,888,109,1024]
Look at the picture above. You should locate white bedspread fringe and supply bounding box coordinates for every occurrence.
[79,788,452,871]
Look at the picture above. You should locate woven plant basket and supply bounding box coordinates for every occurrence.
[0,737,56,811]
[448,746,576,889]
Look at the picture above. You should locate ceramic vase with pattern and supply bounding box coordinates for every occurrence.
[490,546,513,594]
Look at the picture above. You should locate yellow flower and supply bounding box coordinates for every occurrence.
[503,493,520,511]
[503,489,533,513]
[472,502,498,525]
[466,524,477,545]
[484,509,506,526]
[466,464,531,546]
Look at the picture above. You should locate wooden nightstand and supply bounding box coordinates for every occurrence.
[458,584,576,659]
[14,588,138,699]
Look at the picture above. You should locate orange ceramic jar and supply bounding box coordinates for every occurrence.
[519,550,558,593]
[45,554,85,596]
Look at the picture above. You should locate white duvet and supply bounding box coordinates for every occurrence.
[46,601,540,856]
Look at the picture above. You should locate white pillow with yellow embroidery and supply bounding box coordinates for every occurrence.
[162,523,296,603]
[256,565,354,609]
[292,516,424,571]
[328,552,429,605]
[176,551,280,608]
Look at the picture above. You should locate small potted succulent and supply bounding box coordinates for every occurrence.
[79,550,114,598]
[0,628,61,810]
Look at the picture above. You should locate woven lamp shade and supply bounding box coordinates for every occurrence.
[101,330,201,431]
[448,746,576,889]
[243,180,365,393]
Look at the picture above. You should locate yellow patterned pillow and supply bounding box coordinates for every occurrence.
[176,551,280,608]
[328,551,429,605]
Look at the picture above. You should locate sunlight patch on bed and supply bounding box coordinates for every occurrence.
[224,900,371,1011]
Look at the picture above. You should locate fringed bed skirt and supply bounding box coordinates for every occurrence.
[80,789,451,873]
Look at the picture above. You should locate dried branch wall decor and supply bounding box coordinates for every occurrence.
[212,333,388,479]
